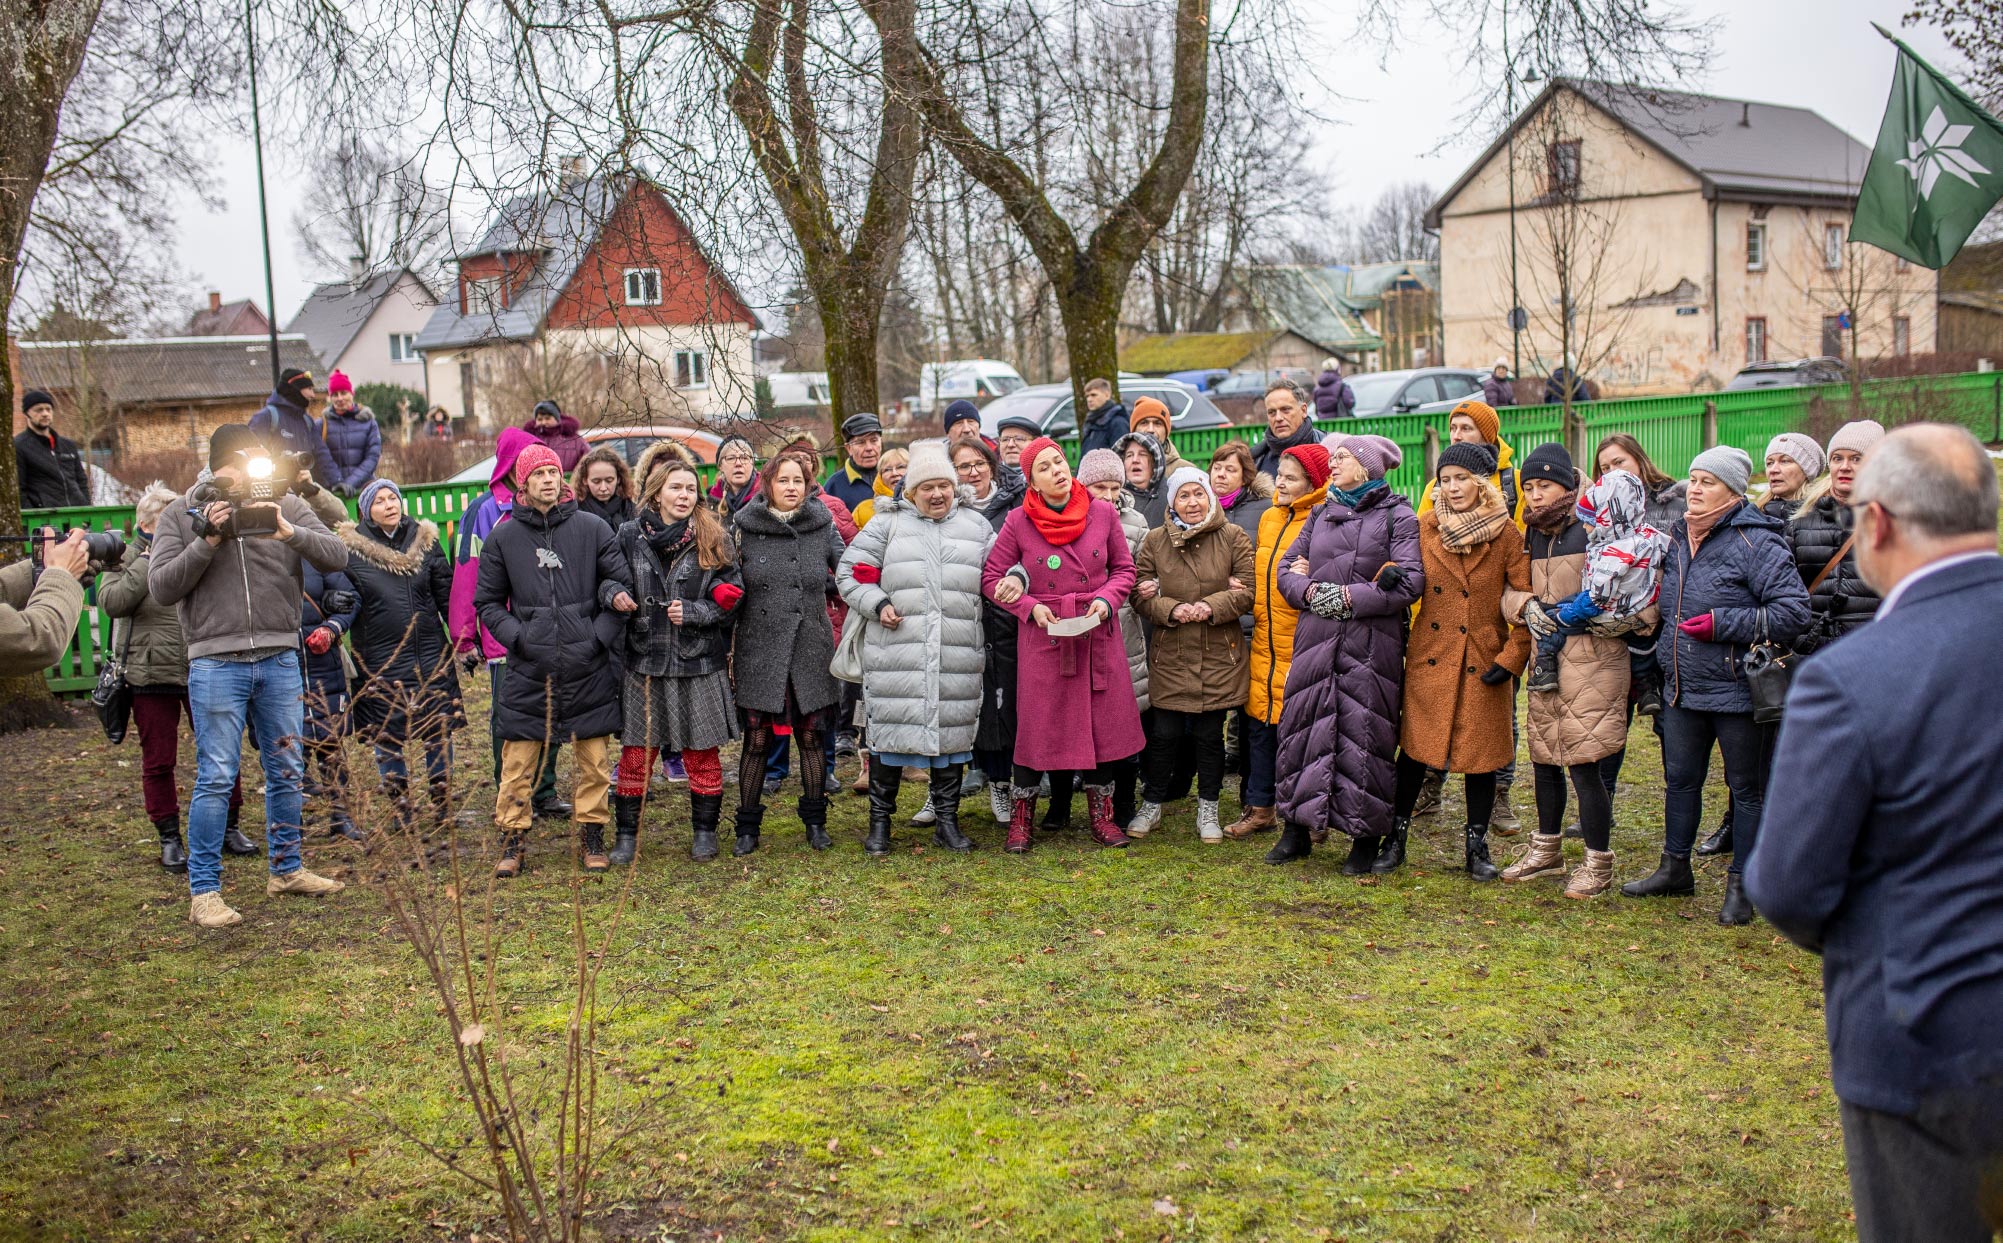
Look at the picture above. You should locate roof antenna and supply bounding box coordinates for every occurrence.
[1739,101,1751,127]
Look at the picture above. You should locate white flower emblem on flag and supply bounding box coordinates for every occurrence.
[1896,105,1993,200]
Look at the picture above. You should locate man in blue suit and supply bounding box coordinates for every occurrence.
[1748,423,2003,1242]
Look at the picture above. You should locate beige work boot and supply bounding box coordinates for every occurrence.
[266,868,345,897]
[189,892,243,928]
[1563,849,1616,899]
[1223,805,1276,839]
[1490,786,1522,836]
[1501,831,1565,882]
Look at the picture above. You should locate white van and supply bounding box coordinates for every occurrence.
[767,371,831,407]
[918,359,1026,410]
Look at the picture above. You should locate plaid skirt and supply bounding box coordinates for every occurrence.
[620,670,738,752]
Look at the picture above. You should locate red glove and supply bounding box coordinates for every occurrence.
[306,626,337,655]
[710,582,744,611]
[851,563,882,585]
[1677,613,1715,642]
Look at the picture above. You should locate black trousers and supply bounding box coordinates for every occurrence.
[1144,709,1227,803]
[1841,1079,2003,1242]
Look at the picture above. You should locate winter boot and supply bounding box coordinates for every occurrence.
[689,793,723,861]
[1223,805,1275,839]
[851,752,871,796]
[1125,801,1163,838]
[1005,786,1038,854]
[579,823,610,872]
[495,833,526,877]
[1265,819,1312,865]
[1084,784,1130,848]
[1563,848,1616,899]
[1717,873,1756,926]
[1463,823,1500,882]
[1411,769,1444,818]
[1695,812,1734,857]
[222,805,258,856]
[1196,799,1223,844]
[733,803,764,857]
[931,766,973,852]
[1490,785,1521,836]
[1040,771,1075,830]
[911,791,938,827]
[1526,649,1561,694]
[1341,834,1384,876]
[608,794,642,867]
[800,794,833,852]
[988,782,1014,823]
[963,766,986,797]
[1369,818,1410,874]
[865,761,902,857]
[155,816,187,871]
[1633,667,1664,716]
[1620,852,1695,898]
[1501,831,1565,882]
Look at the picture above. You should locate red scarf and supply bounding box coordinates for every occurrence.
[1024,485,1090,547]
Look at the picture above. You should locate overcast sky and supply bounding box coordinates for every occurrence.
[170,0,1962,329]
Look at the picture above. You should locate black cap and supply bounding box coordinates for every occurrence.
[532,399,562,421]
[208,424,264,470]
[21,388,54,414]
[1435,441,1498,480]
[942,399,981,431]
[1519,441,1575,488]
[995,414,1041,438]
[841,412,882,439]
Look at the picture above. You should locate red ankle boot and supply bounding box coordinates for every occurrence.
[1005,786,1037,853]
[1085,785,1130,848]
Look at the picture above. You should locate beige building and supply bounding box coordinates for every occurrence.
[1426,80,1939,395]
[286,265,439,393]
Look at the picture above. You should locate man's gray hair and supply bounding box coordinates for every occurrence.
[1266,378,1308,405]
[1852,422,1999,540]
[133,481,179,530]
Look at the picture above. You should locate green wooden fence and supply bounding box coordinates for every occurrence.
[23,369,2003,694]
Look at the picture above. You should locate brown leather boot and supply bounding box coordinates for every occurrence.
[579,823,610,872]
[1501,831,1564,882]
[1223,805,1276,839]
[495,833,526,878]
[1563,848,1615,899]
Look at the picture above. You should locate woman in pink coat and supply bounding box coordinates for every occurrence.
[982,437,1146,853]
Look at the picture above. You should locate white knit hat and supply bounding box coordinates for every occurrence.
[1827,419,1887,459]
[901,439,957,491]
[1765,432,1825,479]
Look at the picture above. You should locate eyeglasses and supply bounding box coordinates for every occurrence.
[719,451,754,464]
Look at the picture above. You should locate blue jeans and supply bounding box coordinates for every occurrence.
[188,651,306,895]
[1243,715,1279,808]
[1659,704,1771,875]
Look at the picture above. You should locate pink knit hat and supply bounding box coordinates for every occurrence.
[1075,448,1124,489]
[1335,434,1403,480]
[326,369,354,395]
[513,442,562,486]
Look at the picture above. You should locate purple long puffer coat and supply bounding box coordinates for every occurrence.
[1274,486,1424,839]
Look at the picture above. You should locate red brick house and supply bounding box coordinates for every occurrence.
[414,171,759,429]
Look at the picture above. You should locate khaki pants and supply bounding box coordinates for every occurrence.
[496,736,612,833]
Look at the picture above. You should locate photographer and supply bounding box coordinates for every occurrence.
[148,424,353,929]
[249,368,341,490]
[0,527,91,676]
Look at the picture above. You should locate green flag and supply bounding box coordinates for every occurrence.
[1851,28,2003,269]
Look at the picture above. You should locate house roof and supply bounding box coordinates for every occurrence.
[185,298,272,337]
[20,334,324,407]
[1337,261,1440,305]
[1940,290,2003,318]
[286,269,437,369]
[1425,78,1873,227]
[1227,266,1388,354]
[1121,330,1293,373]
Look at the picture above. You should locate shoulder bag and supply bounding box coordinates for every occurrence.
[1743,534,1852,724]
[91,617,135,744]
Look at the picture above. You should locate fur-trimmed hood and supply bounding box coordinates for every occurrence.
[339,519,440,575]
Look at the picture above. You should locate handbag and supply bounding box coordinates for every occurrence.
[1742,608,1793,725]
[830,607,866,684]
[92,618,135,744]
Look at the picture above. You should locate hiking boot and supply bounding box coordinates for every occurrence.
[533,797,572,820]
[866,760,901,857]
[1718,873,1756,926]
[1620,852,1695,898]
[579,823,610,873]
[1265,819,1312,865]
[733,803,764,857]
[1085,785,1129,848]
[988,783,1013,823]
[911,792,938,827]
[1125,801,1162,838]
[931,767,973,852]
[267,868,345,896]
[1633,669,1664,716]
[1223,805,1275,839]
[1490,787,1521,836]
[800,795,833,852]
[1564,848,1616,899]
[1341,834,1384,875]
[689,793,723,861]
[1464,823,1500,882]
[156,817,187,871]
[1369,818,1410,874]
[1502,831,1565,882]
[1005,787,1037,853]
[496,833,526,877]
[1411,769,1444,818]
[609,794,642,866]
[1526,650,1561,694]
[189,892,242,928]
[1196,799,1223,844]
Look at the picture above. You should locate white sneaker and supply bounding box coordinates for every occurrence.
[988,785,1013,821]
[189,892,242,928]
[1126,801,1162,838]
[911,793,937,826]
[1197,799,1223,843]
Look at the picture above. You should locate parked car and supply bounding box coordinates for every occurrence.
[1343,367,1488,417]
[1163,368,1230,392]
[918,359,1028,411]
[447,425,724,485]
[976,379,1230,439]
[1210,368,1315,400]
[1724,357,1849,391]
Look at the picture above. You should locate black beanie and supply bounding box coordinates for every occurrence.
[21,388,54,414]
[1519,442,1575,489]
[208,424,264,470]
[942,399,981,431]
[1436,441,1498,480]
[279,367,313,403]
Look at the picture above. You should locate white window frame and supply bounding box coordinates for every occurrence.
[1745,317,1768,365]
[674,348,709,390]
[1892,315,1911,357]
[465,277,503,315]
[389,332,417,363]
[623,267,662,307]
[1745,221,1766,271]
[1823,223,1845,271]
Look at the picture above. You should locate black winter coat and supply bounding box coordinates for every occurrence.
[474,501,634,742]
[14,429,90,509]
[971,467,1027,751]
[730,497,844,717]
[1655,501,1811,713]
[299,561,359,695]
[1789,495,1880,652]
[616,515,743,678]
[340,519,464,732]
[579,493,637,532]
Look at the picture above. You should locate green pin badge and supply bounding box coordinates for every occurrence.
[1045,554,1062,569]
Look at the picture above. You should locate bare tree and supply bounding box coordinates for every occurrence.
[292,137,451,281]
[1906,0,2003,109]
[1782,218,1933,399]
[1351,181,1441,265]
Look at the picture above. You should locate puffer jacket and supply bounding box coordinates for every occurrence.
[1655,501,1810,713]
[248,390,341,488]
[1111,492,1152,713]
[1645,477,1689,529]
[1114,431,1168,528]
[1273,486,1424,839]
[523,413,589,472]
[1510,512,1655,765]
[1219,471,1274,643]
[1247,480,1326,725]
[98,543,187,689]
[299,559,360,694]
[1311,369,1355,418]
[1789,494,1880,652]
[973,466,1030,749]
[473,500,633,741]
[616,513,744,678]
[732,497,845,717]
[837,491,991,757]
[1137,506,1255,714]
[1079,400,1129,457]
[1481,373,1515,408]
[341,517,463,731]
[322,405,383,494]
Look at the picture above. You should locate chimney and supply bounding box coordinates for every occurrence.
[208,291,222,313]
[1739,101,1751,127]
[349,255,367,284]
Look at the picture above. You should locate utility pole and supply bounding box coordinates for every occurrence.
[245,0,281,393]
[1505,3,1522,384]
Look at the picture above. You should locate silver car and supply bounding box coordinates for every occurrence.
[976,378,1231,439]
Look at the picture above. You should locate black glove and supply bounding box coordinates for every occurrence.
[322,589,358,615]
[1375,564,1408,592]
[1479,663,1512,686]
[459,650,484,674]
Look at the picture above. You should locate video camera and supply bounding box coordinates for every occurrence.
[190,449,311,538]
[2,529,126,575]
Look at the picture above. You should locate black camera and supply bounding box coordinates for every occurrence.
[6,529,126,572]
[191,449,311,538]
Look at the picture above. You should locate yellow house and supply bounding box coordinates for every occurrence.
[1425,79,1939,396]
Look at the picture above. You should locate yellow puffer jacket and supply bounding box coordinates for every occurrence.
[852,473,897,528]
[1247,481,1327,724]
[1416,437,1526,528]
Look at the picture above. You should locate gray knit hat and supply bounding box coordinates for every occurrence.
[1689,445,1753,495]
[1764,432,1824,479]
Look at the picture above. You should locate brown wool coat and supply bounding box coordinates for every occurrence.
[1503,515,1658,766]
[1400,511,1533,774]
[1136,507,1255,714]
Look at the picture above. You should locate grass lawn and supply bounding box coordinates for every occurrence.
[0,685,1848,1242]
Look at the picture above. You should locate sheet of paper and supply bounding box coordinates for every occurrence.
[1046,612,1103,638]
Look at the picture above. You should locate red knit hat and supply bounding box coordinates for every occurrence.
[1282,442,1332,490]
[513,442,562,486]
[326,369,354,395]
[1020,436,1066,478]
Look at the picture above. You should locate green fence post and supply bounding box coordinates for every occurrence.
[1422,424,1440,480]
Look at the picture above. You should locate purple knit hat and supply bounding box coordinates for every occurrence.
[1336,434,1403,480]
[1075,448,1124,489]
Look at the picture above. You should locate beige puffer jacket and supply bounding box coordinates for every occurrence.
[1113,493,1151,713]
